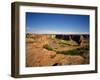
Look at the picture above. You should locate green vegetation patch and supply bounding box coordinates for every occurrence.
[56,46,89,56]
[50,55,56,58]
[57,39,71,45]
[43,44,54,51]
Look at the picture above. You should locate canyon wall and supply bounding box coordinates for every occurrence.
[55,34,89,46]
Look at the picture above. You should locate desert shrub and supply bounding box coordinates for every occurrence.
[50,55,56,58]
[57,49,81,55]
[43,44,54,51]
[77,46,89,52]
[56,46,89,56]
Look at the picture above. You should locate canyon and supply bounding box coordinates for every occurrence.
[26,33,89,67]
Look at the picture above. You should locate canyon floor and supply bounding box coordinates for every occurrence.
[26,33,89,67]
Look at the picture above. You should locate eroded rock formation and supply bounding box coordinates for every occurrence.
[26,47,85,67]
[26,33,89,67]
[26,34,49,47]
[55,34,89,46]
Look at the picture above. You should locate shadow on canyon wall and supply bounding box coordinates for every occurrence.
[56,34,89,45]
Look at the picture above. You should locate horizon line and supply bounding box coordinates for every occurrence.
[26,32,89,35]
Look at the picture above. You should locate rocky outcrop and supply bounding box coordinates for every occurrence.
[26,47,85,67]
[52,54,85,65]
[26,47,57,67]
[80,35,89,47]
[26,34,49,47]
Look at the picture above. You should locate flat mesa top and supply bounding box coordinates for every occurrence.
[27,32,89,35]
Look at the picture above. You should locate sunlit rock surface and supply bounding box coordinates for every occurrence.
[26,33,89,67]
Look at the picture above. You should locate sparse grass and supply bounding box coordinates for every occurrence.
[55,39,71,46]
[49,38,71,46]
[56,46,89,56]
[57,49,81,55]
[43,37,89,56]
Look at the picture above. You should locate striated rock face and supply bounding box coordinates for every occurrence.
[80,35,89,47]
[55,34,89,46]
[26,34,49,47]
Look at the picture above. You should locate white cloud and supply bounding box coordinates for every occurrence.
[26,26,89,34]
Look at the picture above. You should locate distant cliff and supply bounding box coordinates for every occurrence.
[55,34,89,46]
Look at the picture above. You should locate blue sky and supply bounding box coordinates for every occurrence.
[26,12,89,34]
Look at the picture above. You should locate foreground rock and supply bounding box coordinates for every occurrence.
[52,54,85,65]
[26,47,56,67]
[26,47,85,67]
